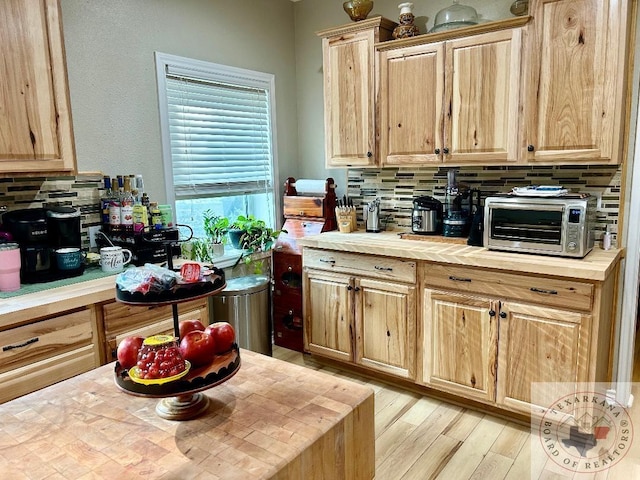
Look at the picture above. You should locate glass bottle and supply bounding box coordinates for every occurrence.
[108,177,122,232]
[101,176,112,231]
[120,176,135,232]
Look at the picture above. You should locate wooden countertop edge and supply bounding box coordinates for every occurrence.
[0,276,116,327]
[297,231,624,282]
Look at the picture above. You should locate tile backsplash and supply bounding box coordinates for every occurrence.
[0,173,103,249]
[348,164,621,247]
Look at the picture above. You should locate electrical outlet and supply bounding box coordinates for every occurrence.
[88,226,101,249]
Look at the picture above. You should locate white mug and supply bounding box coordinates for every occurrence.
[99,246,132,273]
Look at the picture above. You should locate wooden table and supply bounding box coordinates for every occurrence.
[0,349,375,479]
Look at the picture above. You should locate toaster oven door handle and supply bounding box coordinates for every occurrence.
[488,202,565,212]
[530,287,558,295]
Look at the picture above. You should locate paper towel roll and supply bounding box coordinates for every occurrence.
[293,179,331,195]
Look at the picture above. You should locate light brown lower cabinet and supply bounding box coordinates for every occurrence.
[0,307,101,404]
[419,262,615,419]
[303,249,416,379]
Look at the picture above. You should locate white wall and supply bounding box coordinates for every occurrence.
[60,0,299,203]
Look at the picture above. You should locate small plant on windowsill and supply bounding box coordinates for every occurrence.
[203,210,229,256]
[227,214,286,253]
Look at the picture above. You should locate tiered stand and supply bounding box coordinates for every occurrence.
[113,232,240,420]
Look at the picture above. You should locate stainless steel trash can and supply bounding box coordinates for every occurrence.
[211,275,271,356]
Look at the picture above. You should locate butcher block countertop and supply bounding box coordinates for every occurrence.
[0,349,375,479]
[298,231,623,282]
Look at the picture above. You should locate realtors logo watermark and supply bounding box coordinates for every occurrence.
[537,389,633,474]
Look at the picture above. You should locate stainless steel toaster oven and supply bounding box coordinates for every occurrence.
[483,194,596,258]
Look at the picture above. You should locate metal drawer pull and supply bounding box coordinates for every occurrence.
[374,266,393,271]
[3,337,39,351]
[449,276,472,282]
[319,258,335,264]
[530,287,558,295]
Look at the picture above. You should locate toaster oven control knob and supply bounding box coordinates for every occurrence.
[568,241,577,251]
[527,144,535,152]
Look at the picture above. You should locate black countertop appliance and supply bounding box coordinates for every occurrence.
[411,196,443,234]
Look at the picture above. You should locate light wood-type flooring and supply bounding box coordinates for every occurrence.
[273,346,640,480]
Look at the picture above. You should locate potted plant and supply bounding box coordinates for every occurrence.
[203,210,229,256]
[227,214,285,252]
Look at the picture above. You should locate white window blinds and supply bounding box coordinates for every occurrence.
[161,59,274,200]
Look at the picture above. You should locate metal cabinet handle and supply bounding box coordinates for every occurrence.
[530,287,558,295]
[499,311,507,318]
[443,147,450,154]
[347,285,353,291]
[319,258,335,264]
[449,275,472,282]
[3,337,39,351]
[354,286,360,292]
[527,144,535,152]
[367,151,372,158]
[435,148,441,155]
[489,310,496,317]
[374,266,393,271]
[299,211,305,215]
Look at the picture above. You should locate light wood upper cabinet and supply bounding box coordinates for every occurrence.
[0,0,76,175]
[422,289,498,402]
[317,17,396,168]
[379,28,522,165]
[521,0,631,164]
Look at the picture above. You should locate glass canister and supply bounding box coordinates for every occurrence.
[0,243,21,292]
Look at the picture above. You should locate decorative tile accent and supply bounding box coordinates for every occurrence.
[348,165,621,247]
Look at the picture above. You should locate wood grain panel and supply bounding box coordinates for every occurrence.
[496,301,589,416]
[304,270,353,361]
[356,278,416,379]
[421,263,594,311]
[304,248,416,283]
[0,308,92,373]
[283,196,325,218]
[0,0,76,173]
[380,42,444,165]
[422,290,497,402]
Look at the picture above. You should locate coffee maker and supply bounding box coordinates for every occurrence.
[443,169,472,238]
[1,207,82,283]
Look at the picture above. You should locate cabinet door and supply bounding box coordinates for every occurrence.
[303,269,353,361]
[497,301,590,416]
[522,0,629,164]
[0,0,76,174]
[322,30,376,167]
[444,29,522,164]
[379,42,444,165]
[355,278,416,379]
[422,290,498,402]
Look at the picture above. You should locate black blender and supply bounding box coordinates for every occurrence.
[442,169,472,238]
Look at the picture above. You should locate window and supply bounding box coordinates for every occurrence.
[155,52,279,240]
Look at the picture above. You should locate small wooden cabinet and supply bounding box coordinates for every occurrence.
[317,17,396,167]
[101,297,209,363]
[379,27,523,165]
[521,0,631,164]
[0,307,100,404]
[303,249,416,379]
[0,0,76,175]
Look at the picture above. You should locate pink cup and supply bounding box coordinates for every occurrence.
[0,243,21,292]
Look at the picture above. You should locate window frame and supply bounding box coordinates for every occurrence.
[154,51,281,229]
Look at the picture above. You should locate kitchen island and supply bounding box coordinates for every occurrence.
[0,349,374,479]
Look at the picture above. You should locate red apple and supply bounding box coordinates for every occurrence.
[117,336,144,369]
[179,319,205,339]
[179,330,216,367]
[205,322,236,354]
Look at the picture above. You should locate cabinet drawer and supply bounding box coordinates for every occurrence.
[421,264,593,311]
[0,309,93,374]
[102,298,208,337]
[304,249,416,283]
